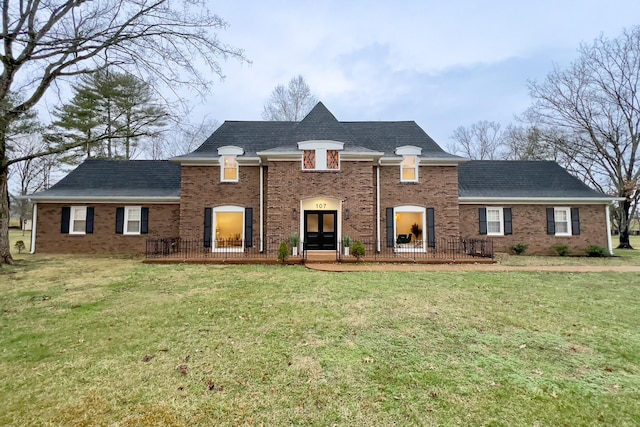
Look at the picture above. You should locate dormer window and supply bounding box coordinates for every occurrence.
[217,145,244,183]
[298,141,343,171]
[221,156,238,182]
[303,150,316,170]
[395,146,421,183]
[401,156,418,182]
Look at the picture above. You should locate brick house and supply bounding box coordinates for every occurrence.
[29,102,616,257]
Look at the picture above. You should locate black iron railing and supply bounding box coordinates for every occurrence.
[146,237,493,261]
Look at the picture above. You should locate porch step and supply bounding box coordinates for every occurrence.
[304,250,339,263]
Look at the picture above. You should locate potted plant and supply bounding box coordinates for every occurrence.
[290,233,299,256]
[343,235,351,256]
[411,223,422,240]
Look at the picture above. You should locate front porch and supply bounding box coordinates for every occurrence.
[144,237,495,264]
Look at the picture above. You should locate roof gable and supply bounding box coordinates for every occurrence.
[174,102,463,160]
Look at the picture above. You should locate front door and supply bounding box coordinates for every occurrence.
[304,210,337,250]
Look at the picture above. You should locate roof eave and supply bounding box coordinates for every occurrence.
[458,196,622,205]
[29,196,181,204]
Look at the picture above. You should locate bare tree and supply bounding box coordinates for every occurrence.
[526,26,640,249]
[149,118,220,159]
[0,0,246,265]
[501,124,559,161]
[261,75,318,121]
[448,120,504,160]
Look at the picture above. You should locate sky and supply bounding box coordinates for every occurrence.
[191,0,640,146]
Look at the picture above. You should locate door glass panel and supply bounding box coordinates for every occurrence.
[307,214,319,233]
[323,214,335,232]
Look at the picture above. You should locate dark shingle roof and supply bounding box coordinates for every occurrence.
[30,159,181,200]
[458,160,609,199]
[179,102,460,159]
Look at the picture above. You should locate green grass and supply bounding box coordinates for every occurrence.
[1,256,639,425]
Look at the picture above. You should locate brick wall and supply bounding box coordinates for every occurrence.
[179,165,260,239]
[35,203,179,254]
[266,161,376,243]
[459,204,609,254]
[379,165,460,243]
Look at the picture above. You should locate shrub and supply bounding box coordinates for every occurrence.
[343,235,351,248]
[351,240,365,261]
[290,233,299,246]
[510,243,528,255]
[14,240,26,254]
[277,241,289,263]
[585,245,609,257]
[553,244,570,256]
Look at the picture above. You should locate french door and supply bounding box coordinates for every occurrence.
[304,210,337,250]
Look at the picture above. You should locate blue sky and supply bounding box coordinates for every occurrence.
[194,0,640,145]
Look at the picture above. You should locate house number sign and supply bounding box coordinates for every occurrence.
[315,203,327,209]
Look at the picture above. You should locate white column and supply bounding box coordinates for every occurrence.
[606,203,613,255]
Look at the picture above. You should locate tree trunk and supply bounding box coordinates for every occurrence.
[617,199,634,249]
[0,167,15,265]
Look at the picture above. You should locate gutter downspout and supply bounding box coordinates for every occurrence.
[30,203,37,254]
[376,165,381,253]
[260,165,264,252]
[606,203,613,255]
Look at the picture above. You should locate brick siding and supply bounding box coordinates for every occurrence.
[379,165,460,243]
[459,204,609,255]
[266,161,376,243]
[35,203,179,254]
[179,165,260,239]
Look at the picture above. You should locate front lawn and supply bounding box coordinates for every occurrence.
[1,256,639,425]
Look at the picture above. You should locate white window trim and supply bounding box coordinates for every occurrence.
[394,205,426,253]
[554,207,572,236]
[212,205,245,252]
[69,206,87,235]
[486,207,504,236]
[220,155,239,182]
[400,155,418,182]
[124,206,142,235]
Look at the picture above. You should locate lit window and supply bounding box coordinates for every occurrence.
[401,156,418,182]
[394,206,426,252]
[70,206,87,234]
[486,207,504,236]
[221,156,238,182]
[124,206,141,235]
[213,206,244,251]
[554,207,571,236]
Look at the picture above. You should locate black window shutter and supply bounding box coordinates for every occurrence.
[244,207,253,248]
[204,208,212,248]
[504,208,512,235]
[141,207,149,234]
[571,208,580,235]
[86,207,95,234]
[427,207,436,248]
[61,207,71,234]
[386,207,394,247]
[478,208,487,235]
[116,207,124,234]
[546,208,555,235]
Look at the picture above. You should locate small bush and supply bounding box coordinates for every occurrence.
[351,240,365,261]
[277,241,289,263]
[510,243,528,255]
[14,240,26,254]
[553,244,570,256]
[585,245,609,257]
[290,233,299,246]
[343,235,351,248]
